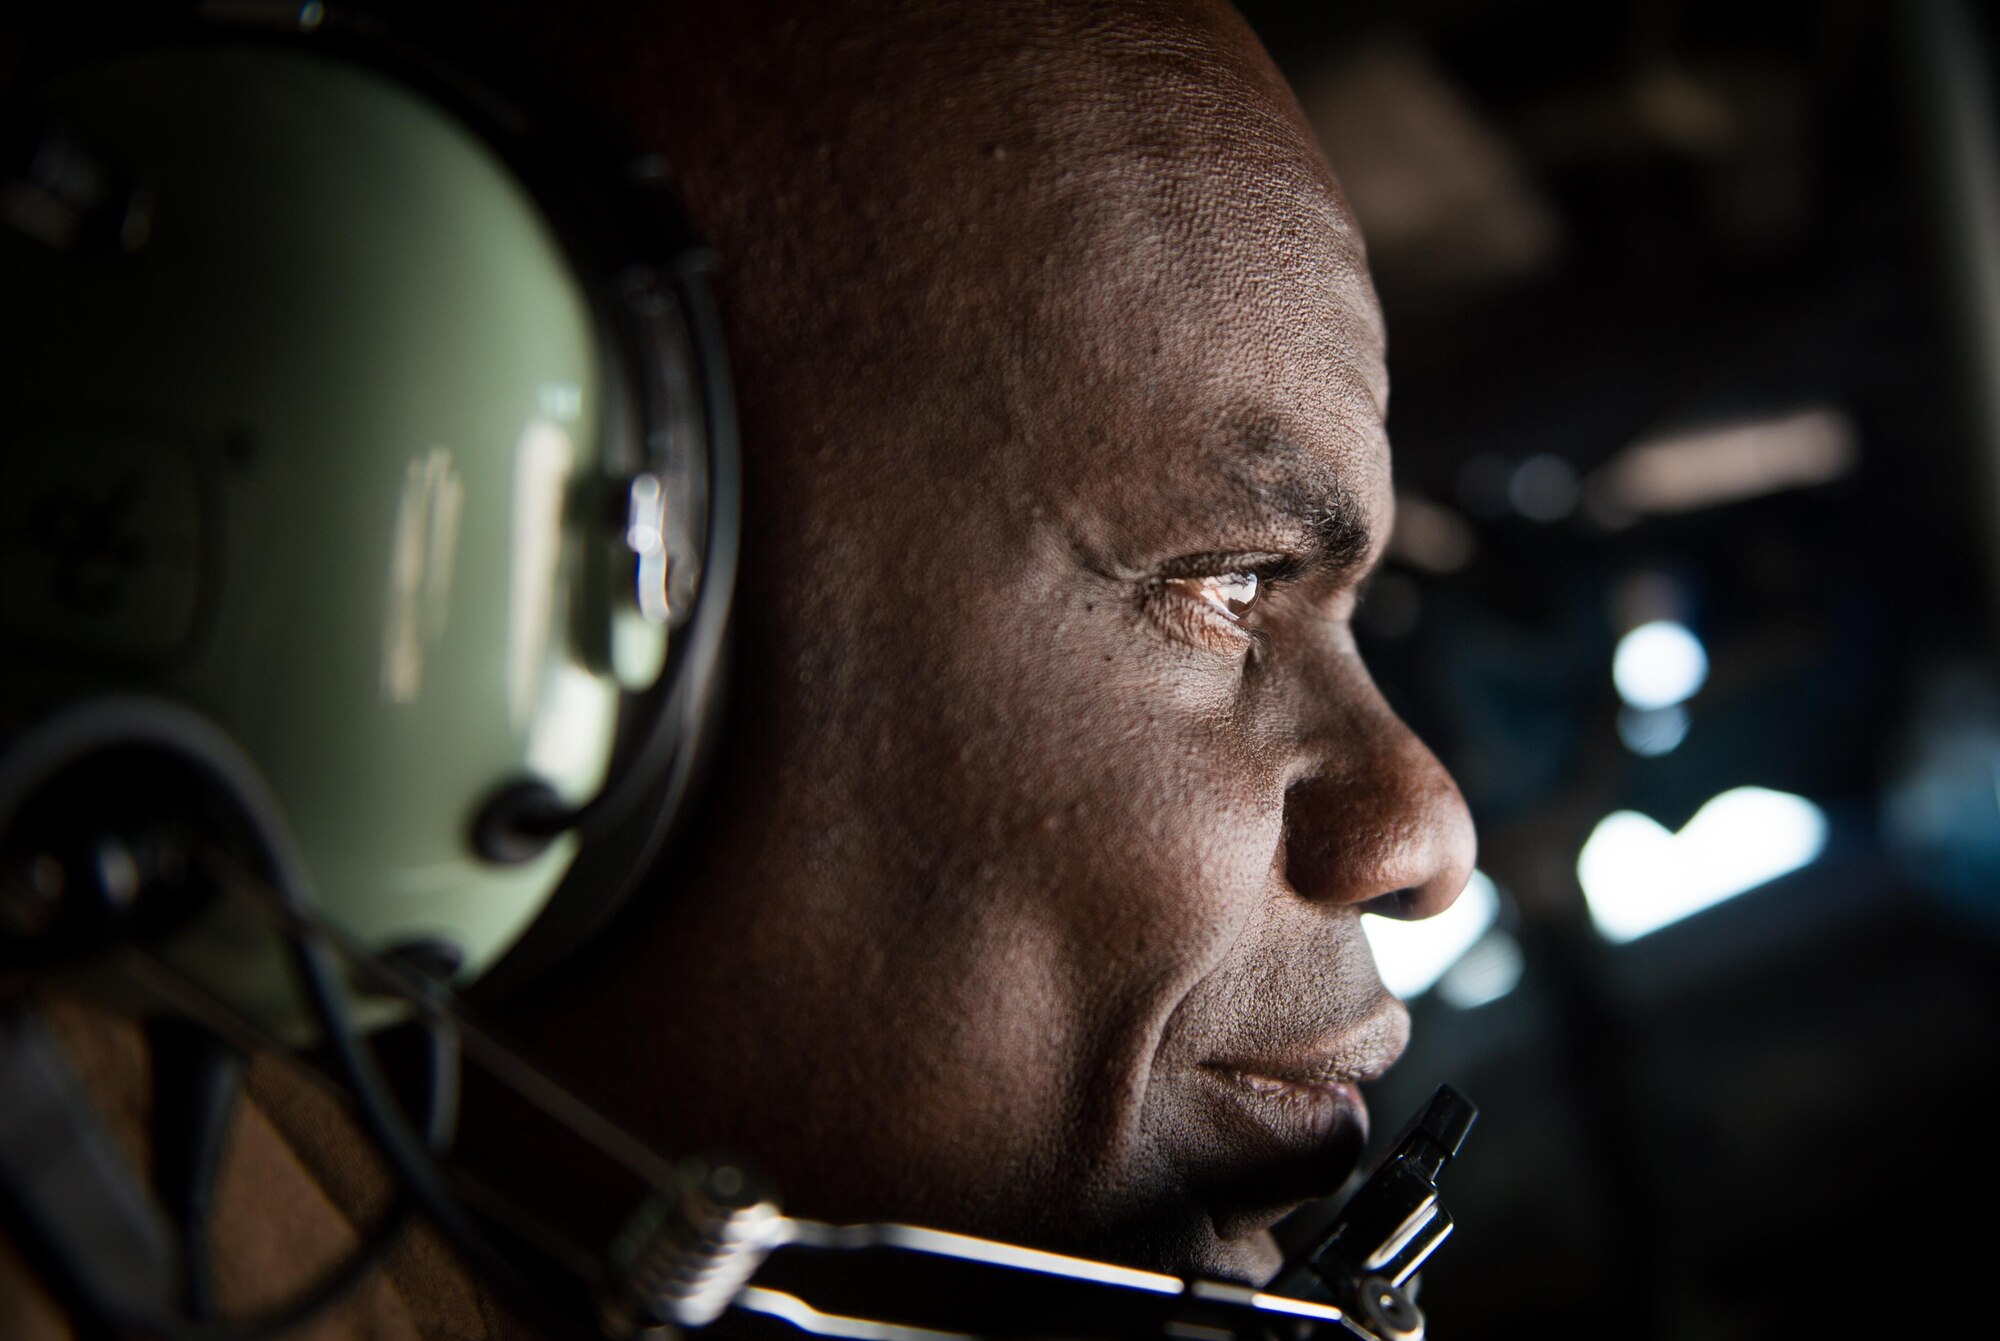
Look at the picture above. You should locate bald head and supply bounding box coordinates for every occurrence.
[479,0,1470,1284]
[480,0,1379,450]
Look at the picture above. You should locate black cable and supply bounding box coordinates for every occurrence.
[0,699,569,1341]
[275,926,585,1337]
[197,741,589,1340]
[126,988,462,1341]
[0,995,447,1341]
[168,864,482,1341]
[147,1018,243,1320]
[205,994,468,1341]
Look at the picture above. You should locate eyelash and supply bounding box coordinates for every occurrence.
[1146,556,1300,654]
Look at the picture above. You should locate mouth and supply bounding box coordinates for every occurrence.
[1201,1068,1370,1149]
[1215,993,1409,1086]
[1182,1000,1411,1258]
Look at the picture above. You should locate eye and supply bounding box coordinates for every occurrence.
[1148,567,1272,654]
[1164,571,1261,623]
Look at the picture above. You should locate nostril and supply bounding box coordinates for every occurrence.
[1360,888,1421,921]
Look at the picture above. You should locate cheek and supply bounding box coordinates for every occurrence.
[938,581,1291,1006]
[837,558,1292,1184]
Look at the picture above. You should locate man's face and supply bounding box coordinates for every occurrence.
[528,0,1476,1285]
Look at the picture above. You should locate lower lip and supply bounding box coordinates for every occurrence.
[1199,1066,1372,1160]
[1187,1068,1374,1239]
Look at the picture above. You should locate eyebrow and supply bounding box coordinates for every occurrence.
[1209,437,1377,578]
[1296,488,1375,573]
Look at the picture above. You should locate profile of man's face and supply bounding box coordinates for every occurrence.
[510,0,1476,1285]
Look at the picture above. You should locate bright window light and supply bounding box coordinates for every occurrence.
[1618,703,1690,756]
[1436,930,1524,1010]
[1579,786,1828,943]
[1613,620,1708,709]
[1363,869,1500,999]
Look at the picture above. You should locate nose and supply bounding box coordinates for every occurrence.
[1281,675,1477,922]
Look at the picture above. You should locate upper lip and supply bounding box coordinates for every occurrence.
[1203,997,1410,1088]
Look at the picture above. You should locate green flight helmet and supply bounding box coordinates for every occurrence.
[0,20,739,1039]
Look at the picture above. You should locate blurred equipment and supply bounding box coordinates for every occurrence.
[1584,406,1857,522]
[1297,40,1563,307]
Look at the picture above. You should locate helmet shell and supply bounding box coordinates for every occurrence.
[1,45,627,1031]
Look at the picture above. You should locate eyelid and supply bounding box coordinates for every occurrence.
[1144,553,1301,655]
[1161,572,1259,627]
[1153,552,1304,586]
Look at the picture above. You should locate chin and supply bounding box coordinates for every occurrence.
[1197,1226,1285,1285]
[1035,1161,1303,1286]
[1097,1209,1287,1286]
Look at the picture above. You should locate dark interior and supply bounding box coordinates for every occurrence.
[1236,1,2000,1335]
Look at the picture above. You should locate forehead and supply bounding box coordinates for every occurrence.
[606,0,1397,560]
[991,20,1394,547]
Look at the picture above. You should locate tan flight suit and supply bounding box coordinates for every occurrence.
[0,997,530,1341]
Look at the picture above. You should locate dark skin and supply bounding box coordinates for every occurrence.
[482,0,1477,1286]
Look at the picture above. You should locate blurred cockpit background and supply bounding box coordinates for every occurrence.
[1236,1,2000,1336]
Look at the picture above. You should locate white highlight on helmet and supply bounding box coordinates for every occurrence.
[1612,619,1708,710]
[626,473,673,627]
[380,447,464,703]
[1362,869,1500,1000]
[526,662,620,792]
[507,420,576,728]
[1579,786,1827,943]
